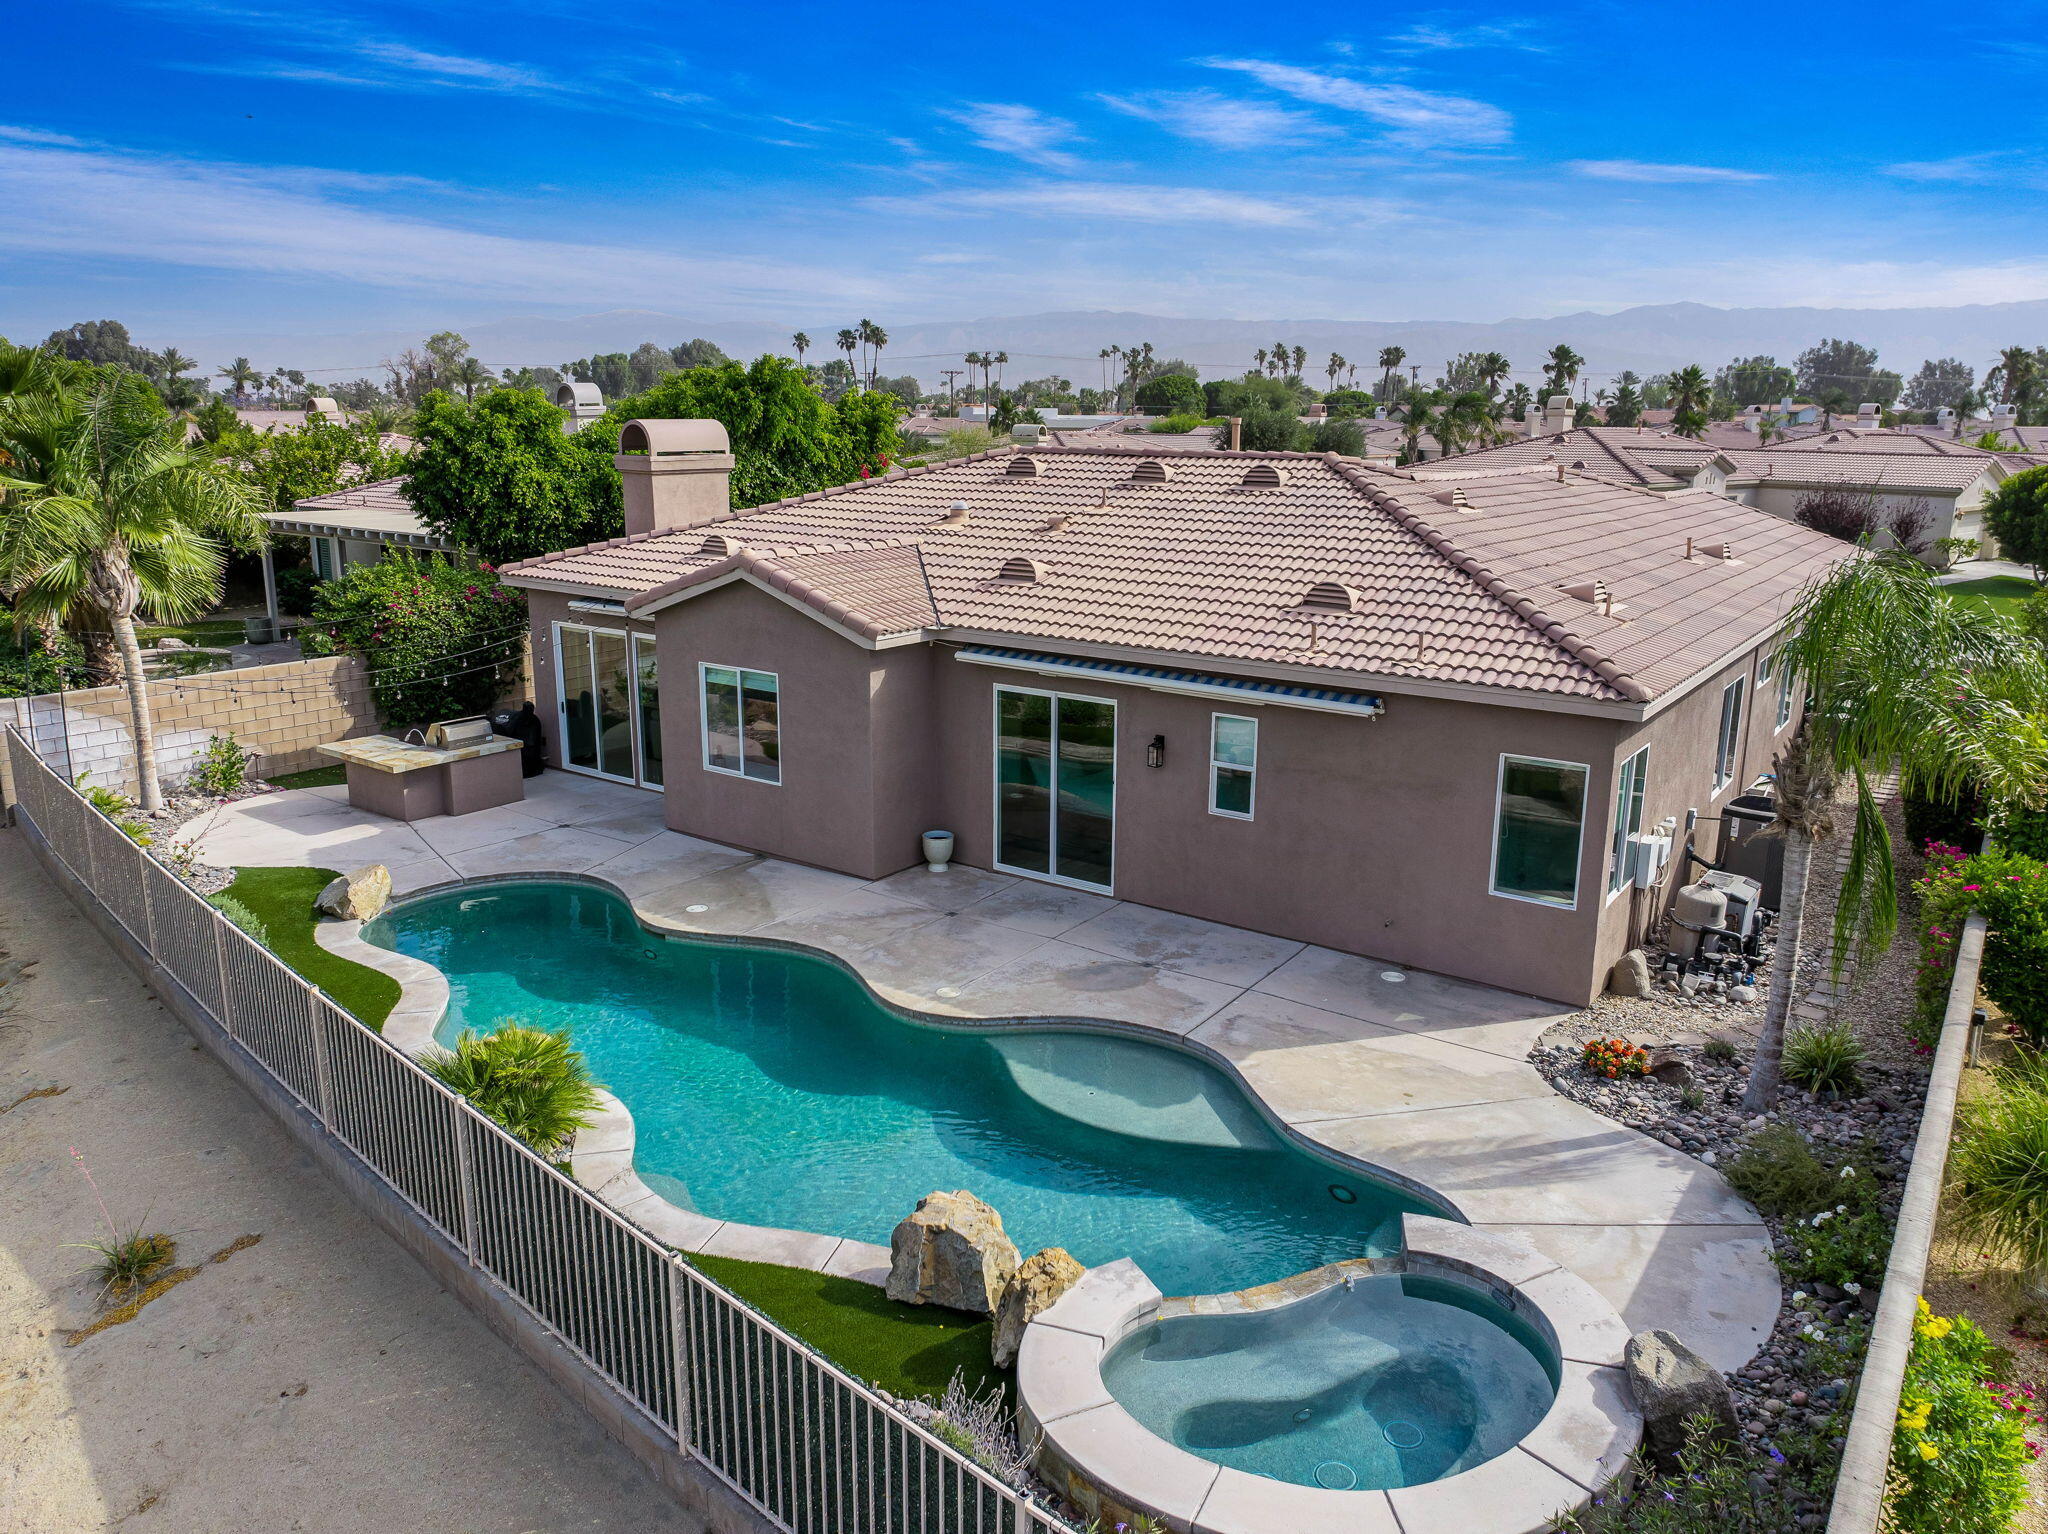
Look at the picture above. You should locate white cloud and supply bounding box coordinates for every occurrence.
[866,180,1334,228]
[1201,58,1510,147]
[0,140,881,315]
[1096,89,1333,149]
[1386,20,1545,52]
[1569,159,1770,183]
[1883,153,2007,184]
[938,103,1082,170]
[0,124,88,147]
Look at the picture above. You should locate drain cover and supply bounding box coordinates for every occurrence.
[1383,1420,1425,1450]
[1314,1461,1358,1490]
[1380,970,1406,983]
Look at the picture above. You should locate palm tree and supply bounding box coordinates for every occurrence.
[1254,347,1269,378]
[790,332,811,366]
[861,321,890,389]
[1098,347,1112,394]
[1474,352,1513,400]
[1744,553,2048,1110]
[1541,344,1584,399]
[157,348,196,385]
[451,356,489,403]
[1669,364,1712,438]
[1394,388,1444,464]
[1290,345,1307,380]
[1377,346,1406,402]
[1504,382,1535,423]
[423,1023,604,1158]
[1326,353,1347,393]
[992,350,1008,395]
[1988,345,2037,407]
[836,329,860,390]
[216,357,259,401]
[0,366,267,812]
[1951,386,1984,438]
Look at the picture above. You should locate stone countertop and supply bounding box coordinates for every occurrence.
[318,735,522,774]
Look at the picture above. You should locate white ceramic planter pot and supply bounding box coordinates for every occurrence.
[922,830,955,873]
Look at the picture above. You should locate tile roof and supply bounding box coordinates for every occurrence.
[1437,427,2009,494]
[500,447,1851,709]
[1416,427,1692,488]
[272,475,456,547]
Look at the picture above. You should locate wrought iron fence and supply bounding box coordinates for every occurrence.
[6,728,1068,1534]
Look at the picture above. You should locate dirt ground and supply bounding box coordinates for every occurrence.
[0,825,697,1533]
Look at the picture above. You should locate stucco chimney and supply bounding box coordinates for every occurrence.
[615,419,735,537]
[557,380,605,433]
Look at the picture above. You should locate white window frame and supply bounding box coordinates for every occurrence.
[699,662,782,785]
[1607,746,1650,900]
[989,683,1118,894]
[1774,665,1794,732]
[1207,713,1257,821]
[1713,676,1746,795]
[552,620,660,790]
[1489,752,1590,912]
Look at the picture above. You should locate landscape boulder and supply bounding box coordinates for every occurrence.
[886,1190,1020,1315]
[1608,949,1653,998]
[1645,1046,1694,1091]
[1624,1328,1738,1471]
[991,1247,1085,1368]
[317,864,392,921]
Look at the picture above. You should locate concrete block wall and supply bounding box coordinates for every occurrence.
[2,655,379,805]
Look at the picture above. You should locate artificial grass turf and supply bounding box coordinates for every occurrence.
[137,618,247,647]
[211,866,400,1029]
[265,764,348,789]
[1941,575,2040,621]
[684,1252,1005,1404]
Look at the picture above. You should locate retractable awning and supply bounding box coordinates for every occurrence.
[955,647,1384,718]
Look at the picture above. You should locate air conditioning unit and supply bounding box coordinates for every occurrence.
[1627,832,1673,889]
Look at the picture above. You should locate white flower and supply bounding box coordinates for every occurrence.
[1836,1204,1849,1214]
[1840,1166,1856,1179]
[1792,1290,1808,1303]
[1844,1283,1862,1296]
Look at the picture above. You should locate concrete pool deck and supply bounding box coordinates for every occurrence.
[186,769,1780,1373]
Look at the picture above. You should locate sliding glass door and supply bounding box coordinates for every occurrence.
[555,623,661,788]
[994,686,1115,890]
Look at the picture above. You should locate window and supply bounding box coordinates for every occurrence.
[701,664,780,783]
[1492,755,1589,909]
[1775,666,1794,731]
[1714,677,1746,793]
[1608,746,1649,896]
[1209,714,1256,819]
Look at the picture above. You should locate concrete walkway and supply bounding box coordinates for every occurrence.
[187,770,1780,1372]
[0,826,692,1533]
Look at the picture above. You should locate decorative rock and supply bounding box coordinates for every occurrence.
[1609,949,1654,997]
[1645,1046,1693,1090]
[1730,984,1758,1004]
[886,1190,1020,1314]
[990,1246,1085,1368]
[316,863,392,921]
[1625,1328,1739,1471]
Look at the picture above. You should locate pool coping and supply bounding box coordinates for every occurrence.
[1015,1220,1642,1534]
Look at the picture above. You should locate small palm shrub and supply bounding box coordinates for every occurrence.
[1701,1036,1739,1064]
[187,733,248,796]
[1782,1020,1866,1095]
[422,1023,602,1158]
[74,774,153,844]
[1888,1302,2035,1534]
[1582,1037,1649,1079]
[1946,1057,2048,1293]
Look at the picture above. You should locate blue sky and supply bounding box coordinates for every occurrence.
[3,0,2044,348]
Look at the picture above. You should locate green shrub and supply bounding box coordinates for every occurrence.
[1782,1019,1866,1095]
[1901,781,1983,851]
[1702,1036,1739,1064]
[1134,372,1202,417]
[73,775,152,845]
[0,626,88,694]
[1149,412,1208,434]
[1724,1122,1861,1217]
[1782,1192,1891,1289]
[1915,846,2048,1047]
[1888,1302,2033,1534]
[274,563,323,618]
[1548,1412,1815,1531]
[214,895,267,943]
[298,551,527,728]
[422,1023,603,1158]
[1999,803,2048,861]
[1946,1058,2048,1288]
[69,1229,176,1298]
[1721,1129,1890,1287]
[187,733,248,796]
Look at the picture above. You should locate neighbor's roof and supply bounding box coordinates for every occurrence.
[1418,427,1697,488]
[500,446,1850,709]
[273,476,456,549]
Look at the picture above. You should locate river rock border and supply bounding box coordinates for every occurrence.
[1016,1218,1642,1534]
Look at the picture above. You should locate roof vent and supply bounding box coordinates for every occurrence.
[1004,455,1042,478]
[1129,459,1173,483]
[1240,463,1289,488]
[994,556,1047,583]
[1569,459,1588,470]
[1450,485,1471,511]
[1039,512,1072,533]
[1561,578,1609,604]
[699,533,741,557]
[1718,541,1737,561]
[932,501,970,527]
[1300,580,1363,613]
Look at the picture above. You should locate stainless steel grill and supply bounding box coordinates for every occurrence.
[425,715,494,750]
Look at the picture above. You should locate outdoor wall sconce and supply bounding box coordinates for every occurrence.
[1147,734,1166,769]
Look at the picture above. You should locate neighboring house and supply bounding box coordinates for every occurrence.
[498,421,1849,1006]
[1434,426,2011,551]
[262,476,460,625]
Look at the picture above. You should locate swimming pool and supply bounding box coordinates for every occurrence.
[1101,1272,1559,1490]
[363,880,1432,1295]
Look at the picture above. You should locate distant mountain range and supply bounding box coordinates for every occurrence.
[181,298,2048,392]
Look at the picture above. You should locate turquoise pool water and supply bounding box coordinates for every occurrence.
[364,880,1431,1295]
[1102,1273,1558,1490]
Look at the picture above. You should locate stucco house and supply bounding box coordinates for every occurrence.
[498,422,1850,1006]
[1432,425,2011,553]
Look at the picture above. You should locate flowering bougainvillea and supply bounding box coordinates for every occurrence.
[1912,843,2048,1049]
[1581,1037,1649,1079]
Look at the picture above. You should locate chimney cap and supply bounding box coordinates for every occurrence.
[619,418,731,456]
[556,381,603,411]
